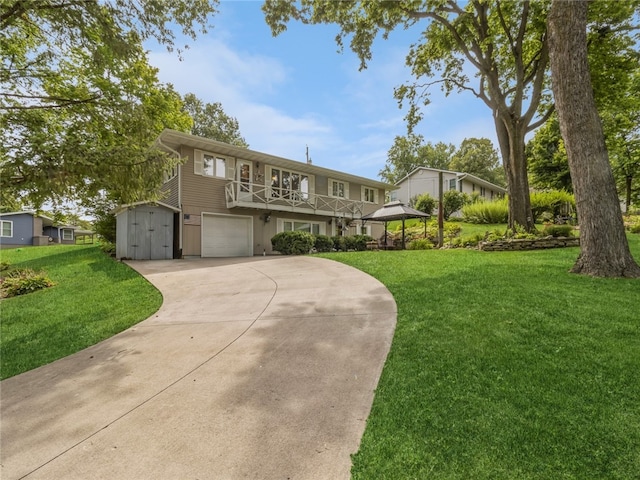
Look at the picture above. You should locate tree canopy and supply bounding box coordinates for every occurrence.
[1,1,219,208]
[182,93,249,148]
[449,138,505,186]
[379,134,454,184]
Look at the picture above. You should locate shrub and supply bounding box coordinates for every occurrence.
[0,261,10,272]
[98,241,116,256]
[1,268,55,298]
[314,235,333,253]
[349,235,373,251]
[271,231,314,255]
[530,190,576,222]
[411,193,437,215]
[543,224,574,237]
[332,235,347,252]
[462,198,509,224]
[408,239,433,250]
[443,190,471,219]
[624,215,640,234]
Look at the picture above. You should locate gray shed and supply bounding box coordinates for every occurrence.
[115,202,179,260]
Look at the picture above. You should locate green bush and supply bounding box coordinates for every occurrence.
[411,193,437,215]
[443,190,471,219]
[462,198,509,224]
[543,224,574,237]
[314,234,333,252]
[408,239,433,250]
[1,268,55,298]
[624,215,640,234]
[349,235,373,251]
[530,190,575,222]
[271,231,314,255]
[332,235,347,252]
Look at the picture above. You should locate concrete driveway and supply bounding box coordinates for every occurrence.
[1,256,397,479]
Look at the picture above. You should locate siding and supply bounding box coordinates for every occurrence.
[161,174,180,208]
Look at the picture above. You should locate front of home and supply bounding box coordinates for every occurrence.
[391,167,507,214]
[0,211,77,249]
[116,129,392,259]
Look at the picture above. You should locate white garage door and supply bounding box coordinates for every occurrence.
[202,214,253,257]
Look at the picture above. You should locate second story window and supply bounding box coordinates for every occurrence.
[362,186,377,203]
[330,179,348,198]
[271,168,309,200]
[194,149,227,179]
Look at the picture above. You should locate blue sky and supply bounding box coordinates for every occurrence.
[148,1,498,181]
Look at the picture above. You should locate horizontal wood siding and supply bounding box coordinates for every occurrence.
[160,175,179,208]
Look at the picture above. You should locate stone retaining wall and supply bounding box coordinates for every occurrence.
[479,236,580,251]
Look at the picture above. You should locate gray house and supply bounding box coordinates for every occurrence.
[0,210,75,248]
[0,211,76,248]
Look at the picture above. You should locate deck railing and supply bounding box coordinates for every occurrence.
[225,180,365,218]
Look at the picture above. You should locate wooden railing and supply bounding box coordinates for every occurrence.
[225,180,365,218]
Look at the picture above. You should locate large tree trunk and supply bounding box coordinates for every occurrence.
[494,113,535,232]
[548,0,640,277]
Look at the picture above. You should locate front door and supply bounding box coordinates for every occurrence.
[237,160,252,201]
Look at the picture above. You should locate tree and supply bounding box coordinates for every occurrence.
[379,134,454,184]
[548,0,640,277]
[182,93,249,147]
[263,1,554,231]
[1,1,218,208]
[449,138,505,186]
[443,190,469,220]
[526,114,573,192]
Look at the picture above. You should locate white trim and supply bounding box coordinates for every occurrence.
[361,185,378,204]
[1,220,13,237]
[194,149,228,179]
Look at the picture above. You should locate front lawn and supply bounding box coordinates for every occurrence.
[0,245,162,379]
[321,234,640,479]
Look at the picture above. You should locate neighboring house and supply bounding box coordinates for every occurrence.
[392,167,507,215]
[0,211,76,248]
[115,129,393,259]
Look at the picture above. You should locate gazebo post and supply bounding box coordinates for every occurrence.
[384,221,388,250]
[402,217,406,249]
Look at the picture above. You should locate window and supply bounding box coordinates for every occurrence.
[282,220,322,235]
[194,150,227,178]
[1,220,12,237]
[62,229,73,241]
[449,178,457,191]
[362,186,377,203]
[271,168,309,199]
[330,179,348,198]
[480,186,486,197]
[164,165,178,182]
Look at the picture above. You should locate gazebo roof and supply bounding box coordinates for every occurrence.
[361,201,431,222]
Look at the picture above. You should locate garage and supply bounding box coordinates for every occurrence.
[202,213,253,257]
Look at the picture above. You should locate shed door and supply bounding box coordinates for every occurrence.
[131,207,173,260]
[202,214,252,257]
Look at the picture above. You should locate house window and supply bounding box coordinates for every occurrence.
[362,186,377,203]
[480,186,486,197]
[282,220,321,235]
[330,179,348,198]
[271,168,309,199]
[1,220,12,237]
[203,153,226,178]
[449,178,457,190]
[62,229,73,241]
[194,150,227,179]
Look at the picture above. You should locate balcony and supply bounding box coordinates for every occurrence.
[225,180,365,219]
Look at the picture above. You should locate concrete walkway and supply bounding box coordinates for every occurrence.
[1,256,396,479]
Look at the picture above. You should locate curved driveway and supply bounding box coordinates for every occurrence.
[1,256,396,480]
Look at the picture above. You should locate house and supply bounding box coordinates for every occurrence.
[115,129,393,259]
[391,167,507,215]
[0,211,77,248]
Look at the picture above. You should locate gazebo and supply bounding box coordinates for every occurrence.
[361,201,431,249]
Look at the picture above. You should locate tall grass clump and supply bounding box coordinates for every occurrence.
[462,198,509,224]
[531,190,575,221]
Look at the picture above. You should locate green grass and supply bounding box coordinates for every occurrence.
[319,234,640,479]
[0,245,162,379]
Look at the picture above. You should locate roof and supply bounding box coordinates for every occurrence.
[157,129,393,191]
[112,200,182,216]
[361,201,431,222]
[395,167,507,193]
[0,210,54,226]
